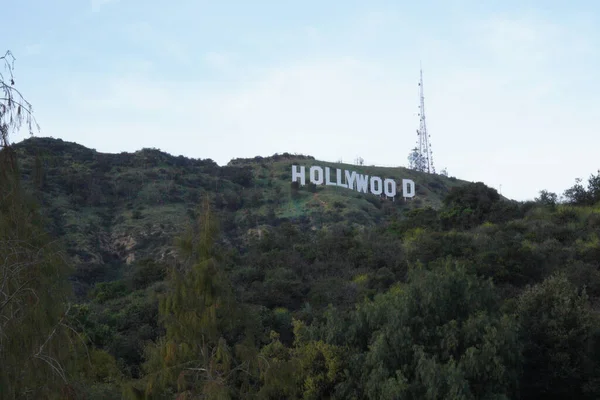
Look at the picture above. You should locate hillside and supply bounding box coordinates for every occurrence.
[5,136,600,399]
[12,136,470,296]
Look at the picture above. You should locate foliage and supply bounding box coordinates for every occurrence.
[5,110,600,397]
[0,49,89,399]
[334,263,522,399]
[0,175,80,398]
[536,189,558,207]
[516,274,600,399]
[132,198,260,399]
[563,171,600,205]
[440,182,501,229]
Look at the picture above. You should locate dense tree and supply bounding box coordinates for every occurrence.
[563,171,600,205]
[0,170,82,398]
[536,189,558,207]
[128,198,259,399]
[257,325,345,400]
[516,273,600,399]
[337,263,522,399]
[440,182,501,229]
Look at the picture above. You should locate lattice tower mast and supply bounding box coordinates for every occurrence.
[417,66,435,173]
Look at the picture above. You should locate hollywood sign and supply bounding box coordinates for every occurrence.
[291,165,415,199]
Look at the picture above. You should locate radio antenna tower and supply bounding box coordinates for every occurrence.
[416,64,435,174]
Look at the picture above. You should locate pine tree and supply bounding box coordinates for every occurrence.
[134,197,257,399]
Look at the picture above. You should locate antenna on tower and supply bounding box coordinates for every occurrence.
[409,63,436,174]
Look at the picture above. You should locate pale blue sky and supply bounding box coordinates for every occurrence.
[4,0,600,200]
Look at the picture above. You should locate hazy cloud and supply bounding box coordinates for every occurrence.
[22,44,42,57]
[90,0,119,12]
[121,22,191,65]
[204,52,234,71]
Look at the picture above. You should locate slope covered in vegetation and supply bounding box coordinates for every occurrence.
[4,136,600,399]
[12,137,468,296]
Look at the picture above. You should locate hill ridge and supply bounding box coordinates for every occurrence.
[10,136,471,296]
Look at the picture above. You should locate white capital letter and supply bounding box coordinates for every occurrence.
[402,179,415,198]
[310,166,324,185]
[384,178,397,197]
[345,170,357,190]
[325,167,336,186]
[291,165,305,185]
[356,174,369,193]
[370,176,383,195]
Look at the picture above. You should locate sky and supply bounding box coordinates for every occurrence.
[3,0,600,201]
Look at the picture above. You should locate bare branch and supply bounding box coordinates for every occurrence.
[0,49,40,148]
[28,304,72,384]
[35,306,71,357]
[34,353,68,383]
[60,320,92,367]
